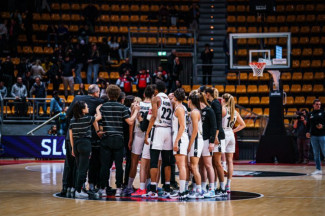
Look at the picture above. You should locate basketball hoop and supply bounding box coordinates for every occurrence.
[249,62,266,77]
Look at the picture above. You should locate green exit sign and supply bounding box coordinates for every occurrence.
[158,51,167,56]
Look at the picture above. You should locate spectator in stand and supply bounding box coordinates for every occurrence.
[153,65,168,84]
[108,36,120,61]
[11,77,28,117]
[50,90,65,131]
[17,57,29,79]
[116,69,134,95]
[119,35,129,60]
[76,83,87,96]
[74,40,88,84]
[119,57,134,76]
[23,10,33,46]
[135,68,150,98]
[48,125,58,136]
[99,37,110,73]
[41,57,53,81]
[57,23,69,43]
[30,59,46,81]
[48,57,61,91]
[61,55,75,98]
[30,77,47,116]
[87,43,100,84]
[293,109,310,164]
[47,24,58,47]
[0,81,8,98]
[306,99,325,175]
[82,4,99,32]
[97,78,108,99]
[201,44,214,85]
[158,4,169,25]
[1,56,15,91]
[170,56,183,92]
[167,49,177,74]
[7,18,19,55]
[0,19,8,56]
[78,25,90,44]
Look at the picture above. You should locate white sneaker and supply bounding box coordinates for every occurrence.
[161,191,171,198]
[204,189,216,198]
[98,189,107,197]
[75,190,88,198]
[142,191,158,198]
[115,188,122,197]
[311,170,322,175]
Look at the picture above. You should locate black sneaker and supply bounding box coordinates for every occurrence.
[60,187,67,197]
[170,182,179,190]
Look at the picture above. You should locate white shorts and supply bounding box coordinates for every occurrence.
[150,126,172,151]
[131,132,145,155]
[188,136,204,158]
[213,139,226,153]
[225,130,236,153]
[202,139,213,157]
[142,142,162,160]
[173,135,189,156]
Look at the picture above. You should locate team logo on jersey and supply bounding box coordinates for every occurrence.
[202,111,206,115]
[194,149,198,153]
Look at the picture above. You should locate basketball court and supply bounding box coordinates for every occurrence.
[0,161,324,216]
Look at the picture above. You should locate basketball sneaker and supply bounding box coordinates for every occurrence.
[131,189,147,197]
[75,190,88,199]
[170,192,187,200]
[215,188,227,196]
[142,191,158,198]
[98,189,107,197]
[70,188,75,198]
[204,189,216,198]
[60,187,67,197]
[226,185,231,193]
[115,188,122,197]
[161,191,171,198]
[187,191,204,199]
[311,170,322,175]
[122,187,134,196]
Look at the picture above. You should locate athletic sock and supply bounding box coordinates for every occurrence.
[209,183,214,191]
[185,181,189,191]
[150,182,157,192]
[165,182,171,192]
[196,185,202,193]
[127,177,134,189]
[192,183,197,191]
[227,179,231,187]
[214,181,218,189]
[220,182,225,190]
[140,182,146,190]
[201,182,207,191]
[145,178,151,188]
[179,180,186,193]
[222,161,227,168]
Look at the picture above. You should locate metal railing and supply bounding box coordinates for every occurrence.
[26,112,61,135]
[2,97,65,124]
[194,63,227,85]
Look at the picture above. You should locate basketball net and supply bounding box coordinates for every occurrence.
[249,62,266,77]
[268,70,281,91]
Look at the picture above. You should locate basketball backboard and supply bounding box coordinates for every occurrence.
[229,33,291,70]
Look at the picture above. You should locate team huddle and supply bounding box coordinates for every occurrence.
[67,81,246,199]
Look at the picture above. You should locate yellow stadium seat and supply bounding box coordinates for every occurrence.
[130,15,139,22]
[250,96,260,105]
[303,72,313,81]
[306,96,316,105]
[281,73,291,81]
[236,85,247,94]
[302,48,312,56]
[239,73,248,81]
[261,97,269,105]
[319,96,325,104]
[238,96,249,105]
[252,108,263,116]
[99,72,109,79]
[225,85,236,94]
[313,84,324,93]
[247,85,258,94]
[111,4,120,11]
[215,85,224,94]
[100,15,109,22]
[167,37,177,45]
[71,4,80,10]
[227,73,237,81]
[311,60,322,68]
[245,119,255,128]
[294,96,305,105]
[302,84,313,93]
[291,84,301,93]
[263,108,269,116]
[258,85,269,94]
[248,73,258,81]
[67,95,74,104]
[138,37,148,45]
[110,72,120,79]
[292,72,302,81]
[130,5,139,12]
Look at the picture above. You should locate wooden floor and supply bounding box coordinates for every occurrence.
[1,162,325,216]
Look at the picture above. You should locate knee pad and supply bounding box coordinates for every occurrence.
[150,149,160,168]
[161,150,173,167]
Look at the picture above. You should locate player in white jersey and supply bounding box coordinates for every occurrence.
[144,81,173,198]
[187,91,205,199]
[169,88,189,199]
[222,93,246,193]
[124,86,154,196]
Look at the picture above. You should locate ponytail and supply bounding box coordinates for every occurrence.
[199,92,210,106]
[73,101,87,120]
[222,93,235,122]
[205,87,219,100]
